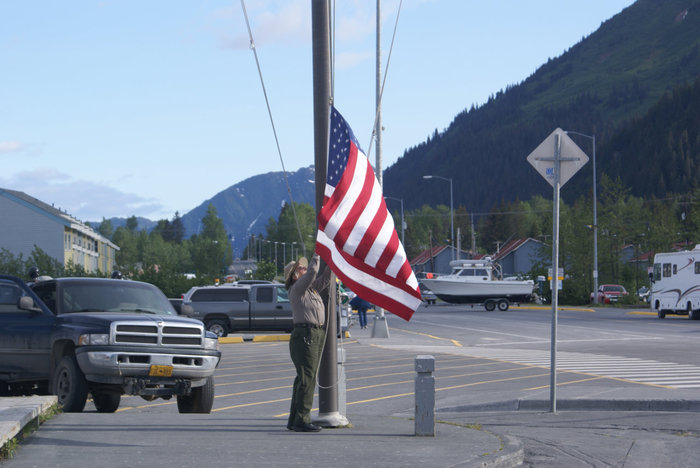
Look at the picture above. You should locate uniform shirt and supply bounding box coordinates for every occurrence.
[288,254,330,326]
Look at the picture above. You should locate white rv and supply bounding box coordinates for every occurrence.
[650,246,700,319]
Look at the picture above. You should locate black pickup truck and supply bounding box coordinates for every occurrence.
[0,274,221,413]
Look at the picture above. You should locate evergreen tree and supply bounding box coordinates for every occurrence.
[97,218,114,239]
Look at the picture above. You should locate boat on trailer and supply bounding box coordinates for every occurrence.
[419,258,535,310]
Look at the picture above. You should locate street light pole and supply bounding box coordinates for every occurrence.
[565,130,598,304]
[274,242,278,273]
[383,196,405,246]
[423,175,454,260]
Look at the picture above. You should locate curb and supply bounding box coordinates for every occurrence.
[438,399,700,413]
[0,396,57,449]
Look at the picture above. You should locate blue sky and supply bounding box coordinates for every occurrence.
[0,0,635,222]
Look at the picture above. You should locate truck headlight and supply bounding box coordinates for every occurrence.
[78,333,110,345]
[203,337,219,350]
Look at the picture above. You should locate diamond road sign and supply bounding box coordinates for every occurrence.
[527,128,589,187]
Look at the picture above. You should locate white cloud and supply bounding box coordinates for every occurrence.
[0,141,23,154]
[0,169,165,222]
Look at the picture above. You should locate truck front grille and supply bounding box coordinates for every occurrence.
[112,321,204,347]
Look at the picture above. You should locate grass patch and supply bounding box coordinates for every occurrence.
[0,402,62,461]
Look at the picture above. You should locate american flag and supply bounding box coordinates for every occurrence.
[315,106,422,321]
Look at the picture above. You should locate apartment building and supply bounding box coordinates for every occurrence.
[0,188,119,274]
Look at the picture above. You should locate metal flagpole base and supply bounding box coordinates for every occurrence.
[371,313,389,338]
[314,412,350,428]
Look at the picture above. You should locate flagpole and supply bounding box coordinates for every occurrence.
[371,0,390,339]
[312,0,348,428]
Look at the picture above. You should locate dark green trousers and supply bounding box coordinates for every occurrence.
[288,327,325,426]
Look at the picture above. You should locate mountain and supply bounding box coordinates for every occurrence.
[179,166,316,255]
[383,0,700,214]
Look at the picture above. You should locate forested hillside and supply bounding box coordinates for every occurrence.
[383,0,700,214]
[602,76,700,196]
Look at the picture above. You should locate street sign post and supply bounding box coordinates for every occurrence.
[527,128,588,413]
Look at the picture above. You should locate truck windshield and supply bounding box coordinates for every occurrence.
[60,282,176,315]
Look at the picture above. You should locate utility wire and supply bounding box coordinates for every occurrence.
[240,0,307,257]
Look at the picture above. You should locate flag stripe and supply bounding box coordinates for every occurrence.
[335,158,375,254]
[356,201,387,265]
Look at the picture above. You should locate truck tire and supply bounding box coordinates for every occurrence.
[53,355,88,412]
[206,319,228,337]
[177,376,215,414]
[688,304,698,320]
[497,299,509,311]
[484,300,496,311]
[657,309,666,319]
[92,392,121,413]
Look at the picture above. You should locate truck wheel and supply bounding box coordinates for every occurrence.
[497,299,509,311]
[92,392,121,413]
[177,376,215,414]
[657,309,666,319]
[53,355,88,412]
[206,320,228,337]
[484,300,496,311]
[688,304,698,320]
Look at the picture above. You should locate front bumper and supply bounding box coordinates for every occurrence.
[75,345,220,385]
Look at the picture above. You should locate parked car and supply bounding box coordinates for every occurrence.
[637,286,650,303]
[590,284,629,304]
[420,285,437,305]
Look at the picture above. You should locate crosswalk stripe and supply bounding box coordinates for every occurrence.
[460,348,700,389]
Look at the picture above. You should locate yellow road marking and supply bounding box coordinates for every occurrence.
[525,376,605,390]
[389,328,463,347]
[214,397,290,412]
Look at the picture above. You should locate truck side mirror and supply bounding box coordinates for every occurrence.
[180,304,194,317]
[18,296,40,312]
[648,272,654,284]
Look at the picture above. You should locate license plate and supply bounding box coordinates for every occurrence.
[149,365,173,377]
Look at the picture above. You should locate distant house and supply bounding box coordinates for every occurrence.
[491,238,546,276]
[410,245,472,276]
[0,188,119,274]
